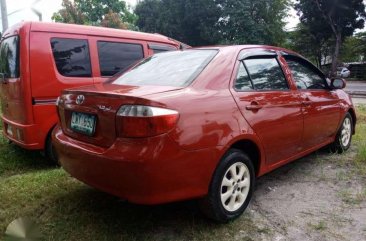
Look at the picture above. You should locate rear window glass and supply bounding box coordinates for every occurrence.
[51,38,92,77]
[111,50,218,87]
[97,41,144,77]
[0,36,19,78]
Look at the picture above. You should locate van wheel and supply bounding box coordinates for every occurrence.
[330,113,353,153]
[199,149,255,223]
[45,134,59,165]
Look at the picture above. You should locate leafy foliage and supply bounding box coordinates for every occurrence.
[135,0,290,46]
[52,0,137,30]
[295,0,366,75]
[341,32,366,62]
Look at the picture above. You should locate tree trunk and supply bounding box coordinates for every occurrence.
[330,32,342,77]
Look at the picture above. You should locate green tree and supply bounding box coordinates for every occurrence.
[135,0,221,46]
[295,0,366,76]
[135,0,289,46]
[341,32,366,62]
[285,23,333,68]
[52,0,137,30]
[217,0,290,45]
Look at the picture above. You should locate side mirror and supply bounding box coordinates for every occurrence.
[330,78,346,89]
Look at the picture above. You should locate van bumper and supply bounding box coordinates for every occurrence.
[1,116,43,150]
[53,125,218,205]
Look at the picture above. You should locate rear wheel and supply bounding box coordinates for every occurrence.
[330,113,353,153]
[45,133,59,165]
[199,149,255,223]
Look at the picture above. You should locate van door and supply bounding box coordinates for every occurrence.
[230,52,303,166]
[30,32,95,102]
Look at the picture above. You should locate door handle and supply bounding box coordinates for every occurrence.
[246,101,262,111]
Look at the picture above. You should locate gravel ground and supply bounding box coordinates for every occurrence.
[244,147,366,241]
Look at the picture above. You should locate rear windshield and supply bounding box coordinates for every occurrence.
[110,50,218,87]
[0,36,19,78]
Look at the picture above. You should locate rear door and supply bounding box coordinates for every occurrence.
[283,55,341,149]
[230,50,303,166]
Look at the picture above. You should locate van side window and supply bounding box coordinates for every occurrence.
[97,41,144,77]
[148,43,177,54]
[244,58,288,90]
[50,38,92,77]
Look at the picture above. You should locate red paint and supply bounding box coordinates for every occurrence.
[0,21,182,151]
[53,46,356,205]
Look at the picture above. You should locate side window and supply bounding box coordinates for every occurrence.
[50,38,92,77]
[243,58,288,90]
[235,62,253,91]
[97,41,144,76]
[148,43,177,54]
[285,57,327,90]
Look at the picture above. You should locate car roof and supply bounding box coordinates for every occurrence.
[193,45,300,55]
[2,21,181,46]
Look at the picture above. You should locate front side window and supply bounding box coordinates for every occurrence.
[97,41,144,77]
[0,36,19,78]
[285,57,327,90]
[243,58,288,90]
[51,38,92,77]
[111,50,218,87]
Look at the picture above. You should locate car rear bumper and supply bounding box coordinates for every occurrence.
[53,126,219,205]
[1,116,43,149]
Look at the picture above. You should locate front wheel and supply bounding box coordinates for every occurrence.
[199,149,255,223]
[330,113,353,153]
[45,133,59,165]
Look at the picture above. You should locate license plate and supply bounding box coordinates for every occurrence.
[70,112,96,136]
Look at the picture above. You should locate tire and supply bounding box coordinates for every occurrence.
[199,148,255,223]
[45,133,59,165]
[330,113,353,153]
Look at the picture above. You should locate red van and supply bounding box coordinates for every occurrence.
[0,21,184,162]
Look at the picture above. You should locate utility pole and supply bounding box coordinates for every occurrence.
[0,0,8,31]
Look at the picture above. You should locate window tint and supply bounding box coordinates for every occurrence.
[97,41,144,76]
[285,58,327,90]
[111,50,217,87]
[51,38,91,77]
[244,58,288,90]
[235,62,253,91]
[149,44,177,54]
[0,36,19,78]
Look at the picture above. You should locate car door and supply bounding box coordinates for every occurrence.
[230,50,303,166]
[283,55,341,150]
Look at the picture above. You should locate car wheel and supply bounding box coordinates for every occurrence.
[199,148,255,223]
[330,113,353,153]
[45,133,59,165]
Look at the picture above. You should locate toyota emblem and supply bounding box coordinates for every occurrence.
[76,95,85,105]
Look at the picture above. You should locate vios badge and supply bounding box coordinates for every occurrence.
[76,95,85,105]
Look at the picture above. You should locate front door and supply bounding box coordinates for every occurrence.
[283,56,341,150]
[230,54,303,166]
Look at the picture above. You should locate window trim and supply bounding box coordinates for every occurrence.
[97,40,144,77]
[233,56,290,92]
[50,37,92,78]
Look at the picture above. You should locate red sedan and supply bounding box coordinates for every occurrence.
[53,46,356,222]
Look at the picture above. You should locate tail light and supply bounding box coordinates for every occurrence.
[116,105,179,137]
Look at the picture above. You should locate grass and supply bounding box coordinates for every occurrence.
[0,105,365,240]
